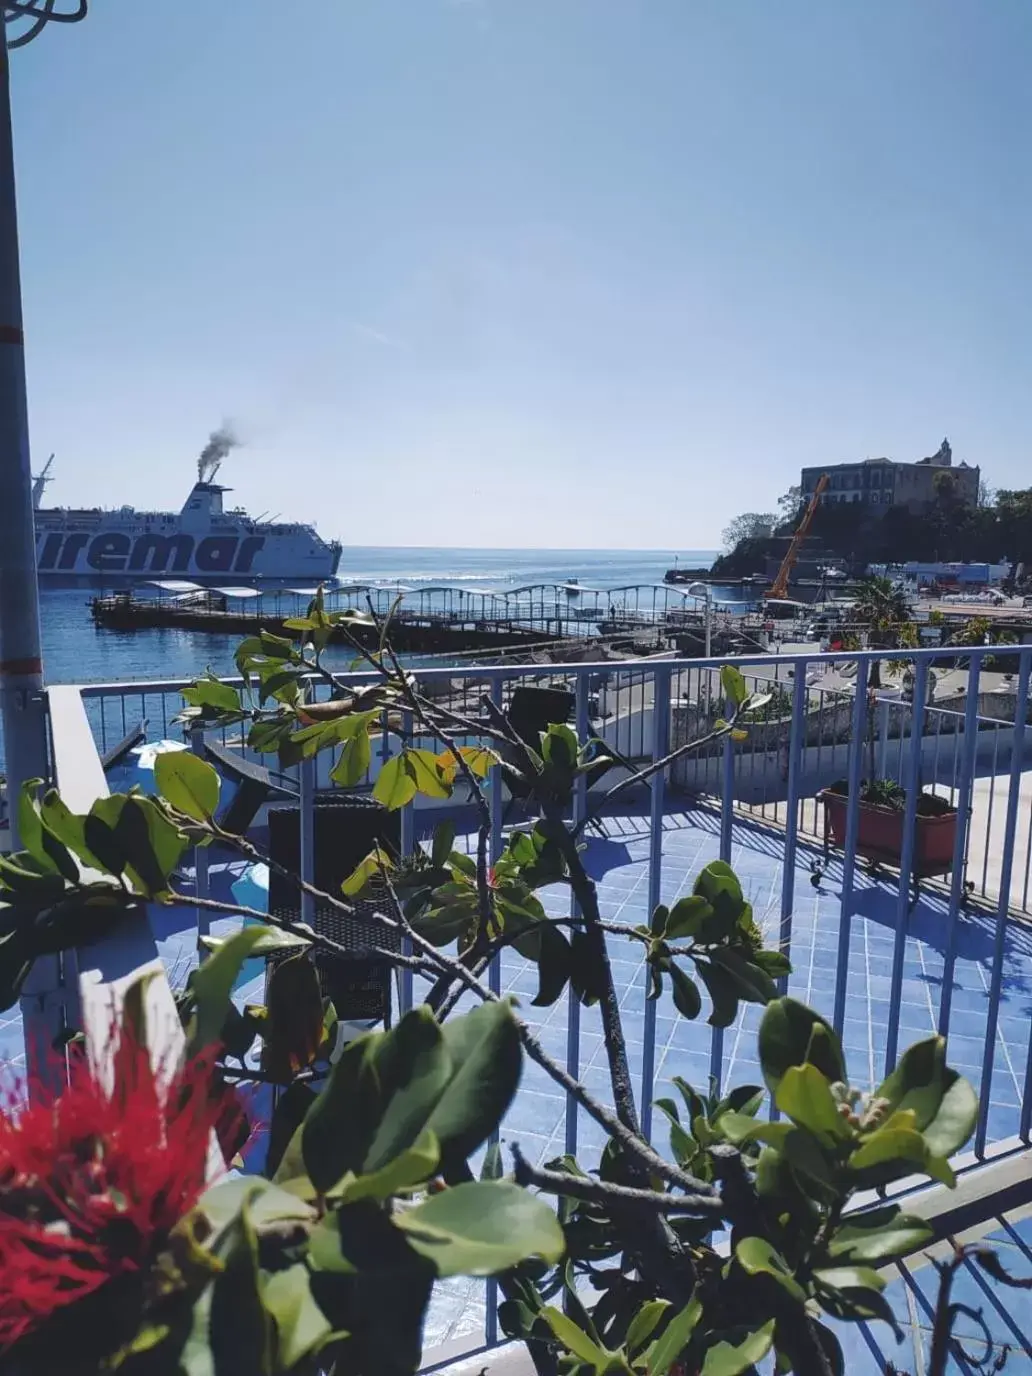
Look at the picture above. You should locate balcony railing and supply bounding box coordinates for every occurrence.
[41,643,1032,1367]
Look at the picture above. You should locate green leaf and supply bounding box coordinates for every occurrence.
[200,928,310,959]
[569,929,609,1007]
[922,1072,978,1159]
[814,1280,903,1339]
[113,796,178,898]
[649,903,669,937]
[664,894,711,940]
[17,782,51,870]
[540,723,580,772]
[426,999,522,1171]
[302,1034,382,1192]
[874,1036,944,1126]
[775,1064,850,1141]
[480,1141,503,1181]
[189,925,276,1054]
[431,821,456,869]
[699,1320,776,1376]
[718,1111,792,1148]
[199,1177,315,1235]
[693,859,744,910]
[262,1263,333,1369]
[751,948,792,978]
[669,964,702,1020]
[361,1008,451,1173]
[541,1305,612,1369]
[735,1237,806,1301]
[625,1300,670,1356]
[695,960,739,1028]
[39,790,105,872]
[439,744,500,781]
[306,1212,357,1274]
[338,1130,441,1204]
[813,1265,886,1294]
[710,948,778,1004]
[758,997,846,1093]
[526,922,573,1008]
[340,846,393,897]
[646,1299,702,1376]
[654,1098,697,1165]
[266,1083,320,1185]
[781,1125,837,1188]
[717,1084,765,1118]
[405,748,453,799]
[373,753,418,810]
[82,811,128,878]
[182,674,243,714]
[720,664,749,709]
[848,1126,937,1176]
[875,1037,977,1158]
[154,751,221,821]
[201,1192,271,1376]
[330,727,372,787]
[394,1180,565,1277]
[828,1205,933,1263]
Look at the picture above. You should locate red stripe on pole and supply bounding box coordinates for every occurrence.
[0,657,42,675]
[0,324,23,344]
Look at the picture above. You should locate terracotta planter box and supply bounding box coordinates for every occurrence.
[818,789,957,877]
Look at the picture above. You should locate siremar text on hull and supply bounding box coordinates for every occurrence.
[31,428,342,582]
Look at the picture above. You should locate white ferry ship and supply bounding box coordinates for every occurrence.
[32,435,342,583]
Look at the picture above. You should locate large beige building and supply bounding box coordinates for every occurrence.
[800,439,979,515]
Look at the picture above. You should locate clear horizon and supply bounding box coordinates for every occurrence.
[13,1,1032,547]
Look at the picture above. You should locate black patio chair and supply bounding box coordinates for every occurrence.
[501,685,576,824]
[266,793,402,1028]
[202,740,298,837]
[101,718,148,773]
[501,684,639,834]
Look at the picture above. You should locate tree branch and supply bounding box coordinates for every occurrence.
[574,706,749,838]
[175,892,434,975]
[511,1146,721,1217]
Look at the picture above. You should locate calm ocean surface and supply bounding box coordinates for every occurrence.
[37,546,719,686]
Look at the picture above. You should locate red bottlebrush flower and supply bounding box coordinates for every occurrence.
[0,1025,231,1351]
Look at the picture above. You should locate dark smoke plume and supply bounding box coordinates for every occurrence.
[197,424,239,482]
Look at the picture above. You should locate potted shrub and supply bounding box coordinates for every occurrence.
[818,777,958,876]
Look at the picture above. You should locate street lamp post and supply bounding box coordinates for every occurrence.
[686,581,713,659]
[0,2,86,845]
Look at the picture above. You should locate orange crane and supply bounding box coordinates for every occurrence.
[767,473,829,599]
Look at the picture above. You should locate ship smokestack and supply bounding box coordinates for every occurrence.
[197,424,239,483]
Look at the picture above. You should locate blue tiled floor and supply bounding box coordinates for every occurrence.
[443,805,1032,1177]
[9,802,1032,1365]
[419,803,1032,1356]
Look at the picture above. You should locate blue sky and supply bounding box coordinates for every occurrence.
[10,0,1032,549]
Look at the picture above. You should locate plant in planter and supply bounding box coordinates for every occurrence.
[0,611,1015,1376]
[818,777,958,894]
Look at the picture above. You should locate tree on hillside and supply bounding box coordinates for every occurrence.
[776,485,803,530]
[721,510,776,551]
[995,488,1032,565]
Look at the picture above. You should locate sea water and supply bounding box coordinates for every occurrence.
[35,545,721,686]
[0,546,726,768]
